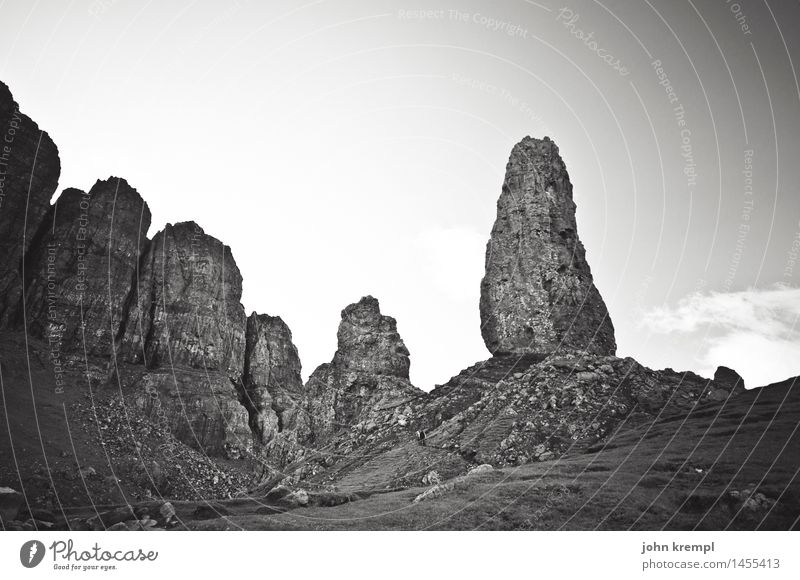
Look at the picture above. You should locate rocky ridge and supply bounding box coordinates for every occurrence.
[0,82,426,472]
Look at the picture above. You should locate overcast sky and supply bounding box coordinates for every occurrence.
[1,0,798,389]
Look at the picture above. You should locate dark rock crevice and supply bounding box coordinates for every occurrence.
[241,312,305,446]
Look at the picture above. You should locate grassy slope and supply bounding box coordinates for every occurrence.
[187,378,800,530]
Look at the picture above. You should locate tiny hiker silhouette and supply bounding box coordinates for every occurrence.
[418,429,426,447]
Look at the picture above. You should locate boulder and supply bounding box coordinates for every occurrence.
[158,501,176,525]
[262,485,309,508]
[413,481,455,503]
[467,464,494,476]
[0,486,23,523]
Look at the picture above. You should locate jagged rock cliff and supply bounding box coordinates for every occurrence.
[243,313,306,444]
[23,178,151,357]
[304,296,420,446]
[480,136,615,356]
[0,81,61,326]
[240,313,311,477]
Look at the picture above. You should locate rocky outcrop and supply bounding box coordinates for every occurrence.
[332,296,411,378]
[304,296,420,445]
[242,313,307,445]
[23,178,151,357]
[479,136,615,357]
[0,81,61,326]
[425,355,745,466]
[120,221,246,374]
[118,221,250,456]
[714,366,746,392]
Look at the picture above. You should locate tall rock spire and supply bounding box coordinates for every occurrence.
[479,136,616,356]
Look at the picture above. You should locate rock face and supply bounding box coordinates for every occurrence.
[714,366,746,392]
[242,313,306,444]
[120,221,246,374]
[0,81,61,327]
[23,178,151,356]
[304,296,419,445]
[332,296,411,379]
[119,221,250,456]
[427,355,743,466]
[479,136,615,357]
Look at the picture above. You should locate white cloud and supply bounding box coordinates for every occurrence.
[641,284,800,388]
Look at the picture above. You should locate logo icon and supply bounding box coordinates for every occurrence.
[20,540,46,568]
